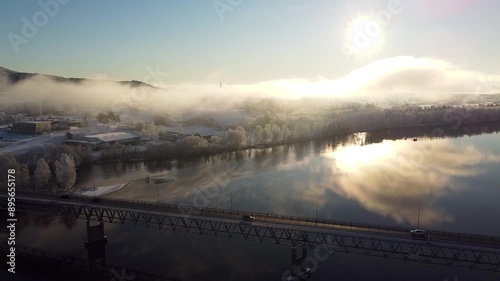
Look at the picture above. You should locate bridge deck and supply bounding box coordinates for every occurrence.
[2,191,500,272]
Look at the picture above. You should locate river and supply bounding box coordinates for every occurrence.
[4,123,500,281]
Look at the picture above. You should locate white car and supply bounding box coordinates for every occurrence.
[241,215,255,222]
[410,229,426,237]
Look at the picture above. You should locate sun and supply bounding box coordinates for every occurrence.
[342,14,386,63]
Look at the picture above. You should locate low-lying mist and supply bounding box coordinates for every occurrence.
[1,56,499,122]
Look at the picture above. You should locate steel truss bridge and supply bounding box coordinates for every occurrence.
[2,192,500,273]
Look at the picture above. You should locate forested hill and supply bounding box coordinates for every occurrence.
[0,66,155,89]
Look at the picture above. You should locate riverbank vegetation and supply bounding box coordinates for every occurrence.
[0,144,90,190]
[2,103,500,190]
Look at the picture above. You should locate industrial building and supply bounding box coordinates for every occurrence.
[11,121,51,134]
[84,132,140,145]
[65,131,140,148]
[51,118,98,130]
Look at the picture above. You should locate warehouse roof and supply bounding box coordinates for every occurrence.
[84,132,138,142]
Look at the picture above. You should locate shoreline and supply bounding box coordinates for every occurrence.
[93,120,500,164]
[73,183,129,197]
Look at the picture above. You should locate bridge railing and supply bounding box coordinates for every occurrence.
[7,187,500,244]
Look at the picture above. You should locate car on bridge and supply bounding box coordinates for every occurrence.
[91,197,102,203]
[59,194,71,199]
[242,215,255,222]
[410,229,426,238]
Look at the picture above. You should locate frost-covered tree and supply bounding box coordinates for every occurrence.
[293,121,312,140]
[55,153,77,191]
[34,158,51,189]
[312,121,327,138]
[226,128,236,146]
[210,135,224,147]
[177,136,208,150]
[153,113,170,126]
[0,154,20,187]
[135,122,144,131]
[281,124,290,141]
[235,126,247,146]
[271,124,282,143]
[263,124,273,144]
[18,164,31,188]
[226,127,247,147]
[252,126,264,145]
[141,122,160,139]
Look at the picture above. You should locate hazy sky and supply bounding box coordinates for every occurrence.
[1,0,499,85]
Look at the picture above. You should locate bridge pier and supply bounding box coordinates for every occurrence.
[287,246,312,280]
[84,220,108,263]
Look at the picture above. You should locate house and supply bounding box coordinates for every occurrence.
[158,131,191,143]
[11,121,51,134]
[66,131,85,140]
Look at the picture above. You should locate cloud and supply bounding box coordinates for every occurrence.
[209,56,500,98]
[1,56,499,118]
[323,138,500,225]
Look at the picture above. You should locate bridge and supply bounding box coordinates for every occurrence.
[2,190,500,273]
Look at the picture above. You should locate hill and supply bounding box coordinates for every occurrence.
[0,66,156,89]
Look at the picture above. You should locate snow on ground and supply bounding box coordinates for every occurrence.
[0,124,129,156]
[74,183,128,197]
[160,125,226,136]
[175,109,251,126]
[0,132,66,155]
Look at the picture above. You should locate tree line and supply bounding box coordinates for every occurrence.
[0,144,91,191]
[2,104,499,189]
[139,104,500,160]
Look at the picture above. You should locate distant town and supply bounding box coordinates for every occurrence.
[0,111,230,158]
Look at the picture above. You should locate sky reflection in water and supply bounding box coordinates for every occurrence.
[324,136,500,226]
[78,132,500,234]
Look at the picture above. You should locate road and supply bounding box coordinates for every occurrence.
[0,132,65,155]
[6,191,500,250]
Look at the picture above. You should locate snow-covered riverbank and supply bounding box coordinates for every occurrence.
[74,183,128,197]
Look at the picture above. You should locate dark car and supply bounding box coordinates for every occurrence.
[91,197,102,203]
[59,194,71,199]
[242,215,255,222]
